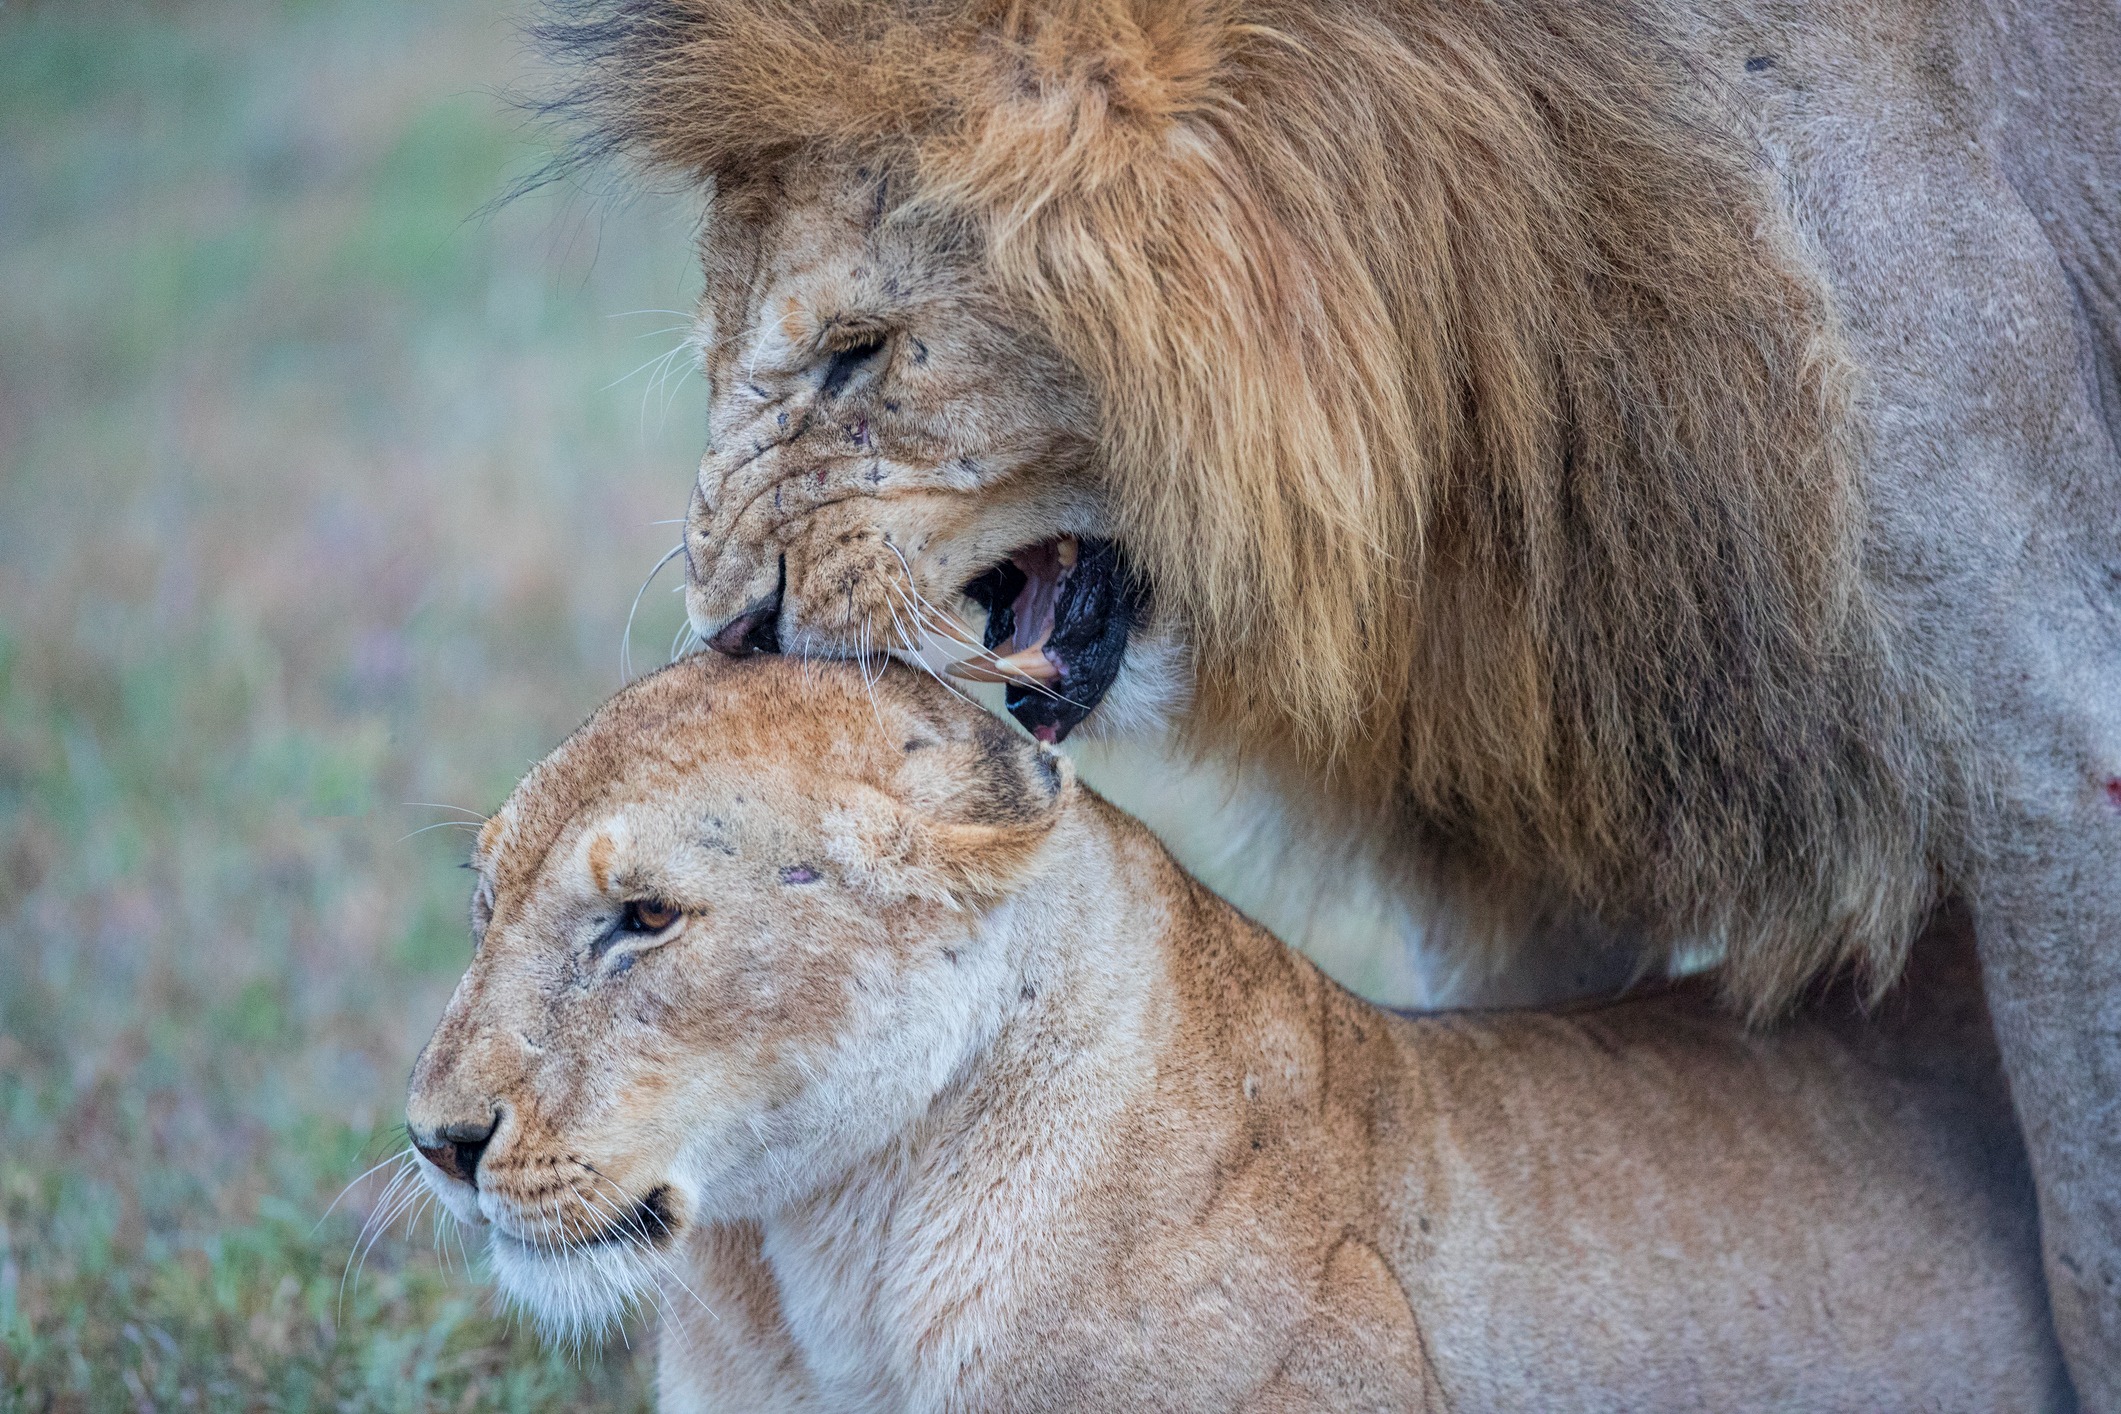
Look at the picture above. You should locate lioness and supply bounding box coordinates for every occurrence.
[532,0,2121,1390]
[408,657,2063,1410]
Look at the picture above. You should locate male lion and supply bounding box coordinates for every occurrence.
[534,0,2121,1395]
[407,657,2064,1410]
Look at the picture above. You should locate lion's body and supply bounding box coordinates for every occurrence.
[408,660,2064,1411]
[540,0,2121,1393]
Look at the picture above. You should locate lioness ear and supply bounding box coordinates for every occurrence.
[828,720,1074,906]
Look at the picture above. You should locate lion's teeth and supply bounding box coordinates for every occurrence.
[1055,536,1079,570]
[946,647,1061,685]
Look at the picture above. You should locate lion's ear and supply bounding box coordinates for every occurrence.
[826,719,1074,906]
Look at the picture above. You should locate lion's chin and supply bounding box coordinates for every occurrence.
[487,1228,664,1346]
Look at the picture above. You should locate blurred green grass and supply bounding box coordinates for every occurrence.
[0,0,709,1404]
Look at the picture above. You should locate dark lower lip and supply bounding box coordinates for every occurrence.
[962,537,1147,742]
[606,1184,678,1247]
[505,1183,678,1251]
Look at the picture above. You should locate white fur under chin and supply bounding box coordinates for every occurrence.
[412,1158,664,1346]
[486,1228,663,1346]
[1071,623,1190,741]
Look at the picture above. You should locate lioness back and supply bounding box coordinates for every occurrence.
[1366,978,2059,1406]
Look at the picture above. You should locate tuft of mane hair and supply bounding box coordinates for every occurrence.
[534,0,1967,1014]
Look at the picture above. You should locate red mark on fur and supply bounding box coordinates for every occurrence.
[2105,777,2121,809]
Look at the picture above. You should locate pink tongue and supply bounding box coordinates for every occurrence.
[1007,542,1067,652]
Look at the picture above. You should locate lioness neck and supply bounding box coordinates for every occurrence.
[750,791,1329,1404]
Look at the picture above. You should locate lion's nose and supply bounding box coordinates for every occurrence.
[707,555,785,656]
[411,1115,496,1187]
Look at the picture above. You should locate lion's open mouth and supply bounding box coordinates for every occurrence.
[954,537,1147,743]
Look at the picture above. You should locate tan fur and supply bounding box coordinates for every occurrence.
[407,659,2064,1411]
[533,0,2121,1393]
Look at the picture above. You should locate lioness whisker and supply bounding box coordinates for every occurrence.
[340,1160,424,1316]
[543,1187,671,1352]
[563,1189,657,1305]
[426,1192,454,1274]
[317,1145,418,1235]
[578,1175,721,1327]
[403,1189,441,1269]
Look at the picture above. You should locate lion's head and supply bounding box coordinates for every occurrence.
[405,655,1069,1338]
[677,157,1184,743]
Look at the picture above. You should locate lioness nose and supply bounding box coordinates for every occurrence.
[411,1116,496,1187]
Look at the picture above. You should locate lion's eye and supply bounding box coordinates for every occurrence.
[819,331,888,397]
[620,898,682,934]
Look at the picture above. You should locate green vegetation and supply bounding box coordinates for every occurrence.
[0,0,703,1404]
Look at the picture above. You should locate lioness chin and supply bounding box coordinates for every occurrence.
[408,656,2062,1411]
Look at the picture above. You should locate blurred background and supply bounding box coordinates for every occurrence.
[0,1,1414,1406]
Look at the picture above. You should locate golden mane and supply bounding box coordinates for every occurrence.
[538,0,1965,1011]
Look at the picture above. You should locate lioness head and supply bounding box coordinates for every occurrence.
[405,655,1071,1337]
[681,160,1185,745]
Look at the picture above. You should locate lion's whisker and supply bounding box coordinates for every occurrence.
[602,331,697,396]
[880,586,991,717]
[880,575,1091,717]
[397,820,483,842]
[622,542,688,685]
[402,801,490,821]
[879,543,1083,708]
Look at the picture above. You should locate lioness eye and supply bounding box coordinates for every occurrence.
[620,899,681,934]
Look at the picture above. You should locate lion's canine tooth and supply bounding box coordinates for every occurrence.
[946,646,1061,685]
[1056,537,1079,570]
